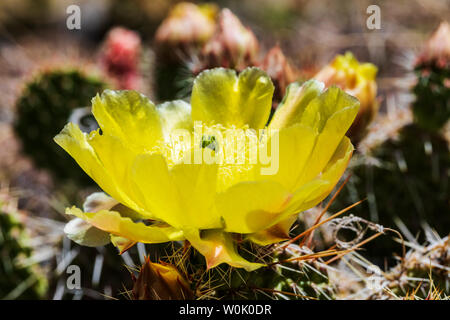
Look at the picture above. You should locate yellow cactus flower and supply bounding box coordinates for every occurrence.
[314,52,378,142]
[55,67,359,271]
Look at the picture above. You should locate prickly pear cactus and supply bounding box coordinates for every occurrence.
[412,22,450,131]
[142,242,335,300]
[154,63,194,101]
[0,201,48,299]
[412,64,450,131]
[14,69,106,184]
[206,245,335,300]
[367,236,450,300]
[331,123,450,260]
[329,23,450,258]
[389,236,449,299]
[335,124,450,246]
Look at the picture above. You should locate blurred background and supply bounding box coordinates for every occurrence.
[0,0,448,300]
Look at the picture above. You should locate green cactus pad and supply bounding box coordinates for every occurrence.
[14,69,107,185]
[412,64,450,131]
[0,205,48,299]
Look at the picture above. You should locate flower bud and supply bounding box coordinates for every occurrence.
[259,45,297,106]
[201,9,259,71]
[155,2,218,61]
[415,22,450,69]
[132,257,194,300]
[314,52,378,142]
[413,22,450,131]
[100,27,142,90]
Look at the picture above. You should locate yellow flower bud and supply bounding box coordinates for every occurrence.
[314,52,378,142]
[132,257,193,300]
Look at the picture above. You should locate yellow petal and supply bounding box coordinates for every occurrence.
[247,215,297,246]
[54,123,138,212]
[269,80,324,130]
[87,132,155,217]
[224,179,328,240]
[300,87,359,133]
[170,163,222,229]
[185,229,264,271]
[281,179,331,219]
[92,90,163,152]
[298,136,353,210]
[110,235,137,254]
[254,123,317,192]
[156,100,193,141]
[131,154,222,230]
[296,87,359,185]
[67,207,184,244]
[245,138,353,241]
[191,67,274,129]
[217,180,292,234]
[130,154,181,225]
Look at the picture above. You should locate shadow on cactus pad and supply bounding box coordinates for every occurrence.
[331,124,449,262]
